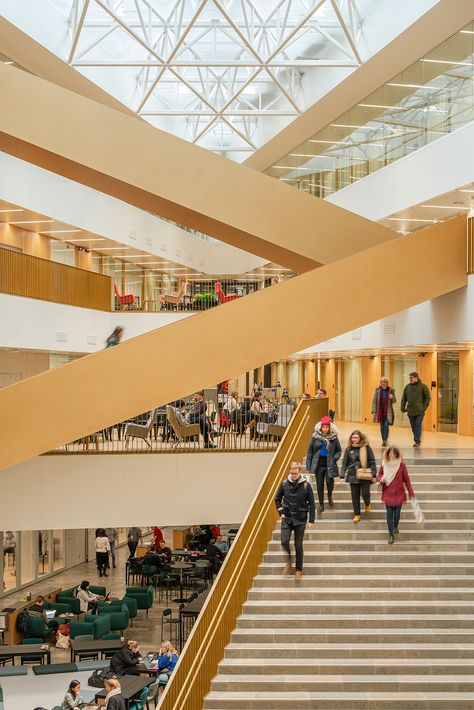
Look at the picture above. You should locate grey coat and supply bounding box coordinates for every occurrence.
[372,387,396,425]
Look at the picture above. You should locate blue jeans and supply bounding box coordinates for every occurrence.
[379,418,389,444]
[408,414,424,445]
[386,505,402,534]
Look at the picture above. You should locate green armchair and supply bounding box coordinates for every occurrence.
[57,584,106,615]
[97,604,129,632]
[26,615,51,640]
[43,602,72,618]
[69,614,111,640]
[125,586,154,618]
[97,597,138,626]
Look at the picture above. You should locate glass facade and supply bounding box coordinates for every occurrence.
[1,528,65,595]
[266,23,474,200]
[437,352,459,432]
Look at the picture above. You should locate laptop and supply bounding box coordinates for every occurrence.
[45,610,56,620]
[143,651,159,670]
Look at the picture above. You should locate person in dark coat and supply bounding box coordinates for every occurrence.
[372,378,397,447]
[104,678,126,710]
[306,415,341,513]
[377,447,415,544]
[275,462,315,580]
[400,372,431,447]
[109,640,141,676]
[341,430,377,523]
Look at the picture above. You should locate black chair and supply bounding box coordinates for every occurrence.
[160,607,183,646]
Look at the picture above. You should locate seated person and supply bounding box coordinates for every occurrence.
[29,595,59,634]
[76,580,104,614]
[158,641,179,691]
[104,678,126,710]
[214,534,229,557]
[188,391,221,449]
[62,679,83,710]
[158,540,172,561]
[110,639,141,677]
[206,538,223,572]
[142,545,165,570]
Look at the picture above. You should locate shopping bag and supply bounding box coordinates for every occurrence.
[410,497,424,524]
[56,632,70,649]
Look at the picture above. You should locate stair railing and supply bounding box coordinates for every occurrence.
[159,397,327,709]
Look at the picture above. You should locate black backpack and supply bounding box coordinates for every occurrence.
[16,611,30,636]
[88,667,115,688]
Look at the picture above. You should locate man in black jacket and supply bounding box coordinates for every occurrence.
[275,462,315,580]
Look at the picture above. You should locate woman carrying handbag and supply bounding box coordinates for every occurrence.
[340,430,377,523]
[377,447,415,544]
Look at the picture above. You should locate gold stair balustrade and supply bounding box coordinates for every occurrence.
[159,397,326,709]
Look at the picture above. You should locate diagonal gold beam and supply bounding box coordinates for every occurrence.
[0,62,395,272]
[0,216,466,471]
[0,16,138,119]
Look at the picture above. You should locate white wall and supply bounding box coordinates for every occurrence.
[327,121,474,221]
[0,350,50,385]
[0,293,193,353]
[298,280,474,356]
[0,152,266,275]
[0,453,273,531]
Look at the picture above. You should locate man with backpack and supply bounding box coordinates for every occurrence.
[275,461,315,580]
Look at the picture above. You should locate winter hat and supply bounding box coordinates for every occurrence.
[320,415,331,427]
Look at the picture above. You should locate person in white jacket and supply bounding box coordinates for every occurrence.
[95,528,111,577]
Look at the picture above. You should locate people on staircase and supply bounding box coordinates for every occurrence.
[377,447,415,544]
[306,416,341,513]
[341,430,377,524]
[372,377,397,447]
[275,461,315,581]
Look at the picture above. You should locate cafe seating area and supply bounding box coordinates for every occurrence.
[0,525,235,709]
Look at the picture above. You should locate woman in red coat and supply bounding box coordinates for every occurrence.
[376,447,415,545]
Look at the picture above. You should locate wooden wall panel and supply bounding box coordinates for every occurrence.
[0,249,111,311]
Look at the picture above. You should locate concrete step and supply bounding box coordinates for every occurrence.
[217,657,474,675]
[247,587,474,601]
[210,674,474,693]
[267,540,474,552]
[259,562,474,575]
[229,628,474,644]
[298,519,474,529]
[262,551,474,564]
[236,613,474,629]
[204,690,474,708]
[224,643,474,659]
[252,574,474,588]
[271,530,474,540]
[242,599,474,615]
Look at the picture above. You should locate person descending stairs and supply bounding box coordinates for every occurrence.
[205,454,474,709]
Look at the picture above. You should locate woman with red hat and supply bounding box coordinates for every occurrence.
[306,416,342,513]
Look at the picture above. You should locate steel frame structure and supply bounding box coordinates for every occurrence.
[58,0,365,156]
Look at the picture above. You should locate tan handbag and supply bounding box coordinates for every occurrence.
[356,445,373,481]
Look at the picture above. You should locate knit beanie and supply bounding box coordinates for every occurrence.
[320,415,331,427]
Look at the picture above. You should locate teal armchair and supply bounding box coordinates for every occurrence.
[69,614,111,640]
[125,586,154,618]
[27,615,51,639]
[56,594,80,615]
[43,602,71,618]
[97,597,137,626]
[97,604,129,632]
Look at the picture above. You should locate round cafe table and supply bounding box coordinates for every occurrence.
[171,561,193,604]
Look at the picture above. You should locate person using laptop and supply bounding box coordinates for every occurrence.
[76,580,104,614]
[29,595,59,634]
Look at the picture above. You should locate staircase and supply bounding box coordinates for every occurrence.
[204,458,474,709]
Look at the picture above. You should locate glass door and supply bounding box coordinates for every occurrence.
[437,352,459,432]
[391,356,417,427]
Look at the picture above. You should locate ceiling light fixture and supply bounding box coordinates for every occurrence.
[66,237,107,242]
[0,208,24,213]
[97,247,131,250]
[387,217,436,223]
[422,59,472,66]
[358,104,405,110]
[460,189,474,193]
[330,124,364,129]
[41,230,83,234]
[11,219,55,224]
[420,204,470,210]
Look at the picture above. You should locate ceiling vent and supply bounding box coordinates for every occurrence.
[351,329,362,340]
[383,322,396,336]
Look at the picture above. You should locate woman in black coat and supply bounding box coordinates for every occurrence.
[340,429,377,523]
[110,640,141,676]
[306,416,341,513]
[104,678,126,710]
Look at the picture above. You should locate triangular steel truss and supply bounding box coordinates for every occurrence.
[61,0,364,157]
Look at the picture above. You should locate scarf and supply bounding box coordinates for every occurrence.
[378,387,390,422]
[380,458,401,486]
[105,688,121,708]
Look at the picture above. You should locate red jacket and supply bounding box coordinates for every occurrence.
[376,462,415,506]
[153,527,163,546]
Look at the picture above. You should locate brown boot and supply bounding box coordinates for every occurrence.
[294,571,303,581]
